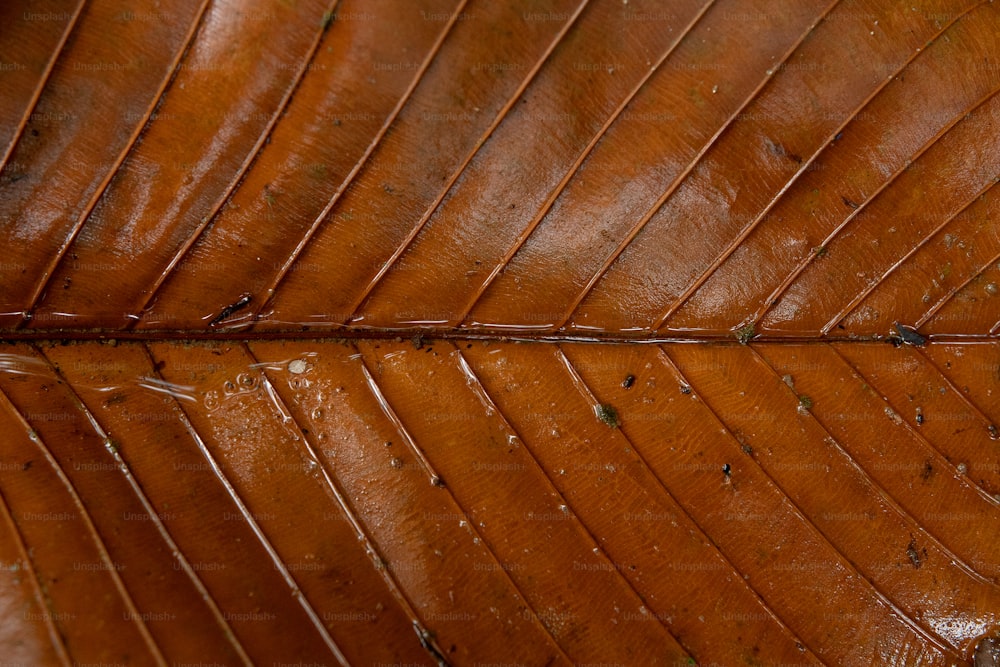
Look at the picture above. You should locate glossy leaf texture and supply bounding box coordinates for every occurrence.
[1,340,1000,665]
[2,0,1000,665]
[1,0,999,337]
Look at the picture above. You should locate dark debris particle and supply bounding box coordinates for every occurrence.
[622,374,635,389]
[680,384,692,395]
[209,293,252,327]
[595,404,620,429]
[906,538,925,569]
[736,323,756,345]
[893,322,926,346]
[722,463,732,477]
[841,195,859,209]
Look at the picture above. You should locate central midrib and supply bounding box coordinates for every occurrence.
[0,330,995,344]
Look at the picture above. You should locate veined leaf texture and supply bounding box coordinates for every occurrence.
[0,0,998,665]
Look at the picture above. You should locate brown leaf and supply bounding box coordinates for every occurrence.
[1,0,999,664]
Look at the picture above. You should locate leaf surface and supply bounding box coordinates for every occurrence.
[1,1,999,665]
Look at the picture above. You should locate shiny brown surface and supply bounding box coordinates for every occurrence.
[1,0,999,664]
[0,341,998,663]
[0,0,997,337]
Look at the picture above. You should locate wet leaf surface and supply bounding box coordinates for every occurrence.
[1,1,999,664]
